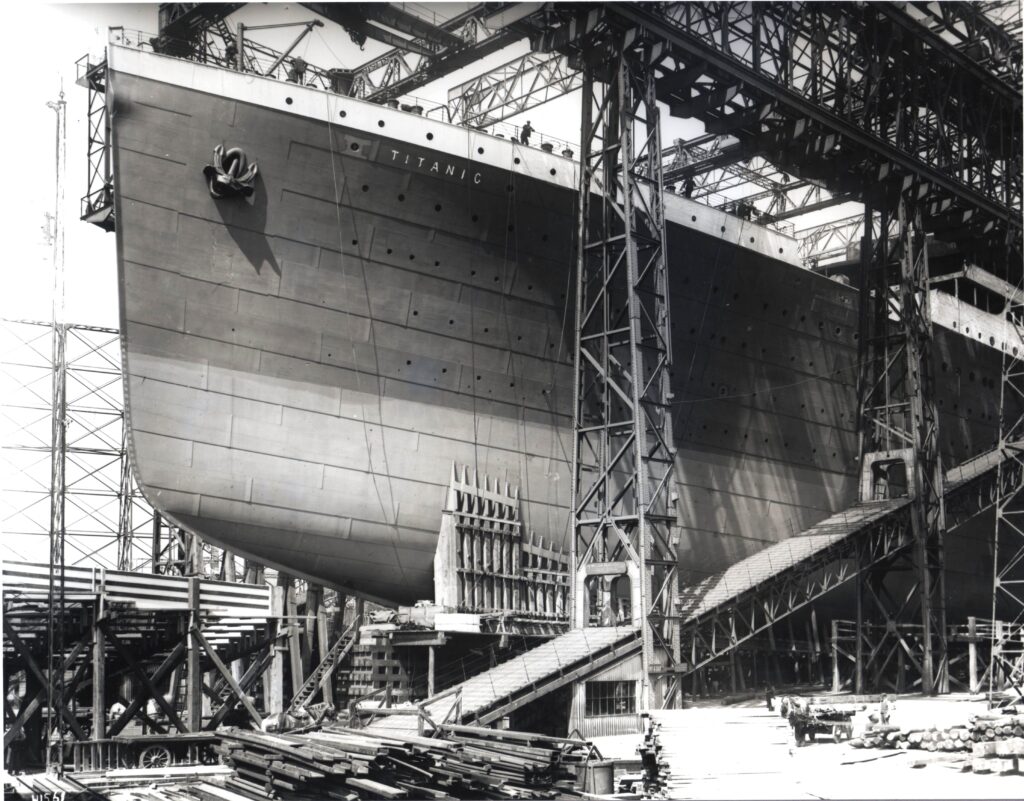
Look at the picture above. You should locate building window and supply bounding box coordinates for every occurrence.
[585,680,636,717]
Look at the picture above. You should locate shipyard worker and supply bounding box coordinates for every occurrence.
[765,684,775,712]
[521,120,534,146]
[683,176,695,198]
[108,700,126,726]
[880,694,894,725]
[288,57,308,84]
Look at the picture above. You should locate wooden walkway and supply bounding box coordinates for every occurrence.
[679,443,1015,622]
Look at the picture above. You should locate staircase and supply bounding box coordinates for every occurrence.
[287,618,359,716]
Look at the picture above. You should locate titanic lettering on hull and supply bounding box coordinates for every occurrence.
[389,148,482,184]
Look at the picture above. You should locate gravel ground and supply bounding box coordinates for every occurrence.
[594,693,1023,799]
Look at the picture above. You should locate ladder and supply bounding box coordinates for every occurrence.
[287,616,360,716]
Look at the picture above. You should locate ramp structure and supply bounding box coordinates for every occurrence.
[360,626,641,735]
[678,444,1021,684]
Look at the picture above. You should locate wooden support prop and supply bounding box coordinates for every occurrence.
[191,626,263,728]
[104,628,188,735]
[91,598,106,739]
[968,616,979,693]
[208,645,277,729]
[268,585,287,714]
[832,620,841,693]
[315,607,333,707]
[284,577,304,699]
[187,577,203,731]
[428,645,436,698]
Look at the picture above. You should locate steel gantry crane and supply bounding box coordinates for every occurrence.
[569,16,682,710]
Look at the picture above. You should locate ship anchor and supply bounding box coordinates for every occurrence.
[203,145,258,199]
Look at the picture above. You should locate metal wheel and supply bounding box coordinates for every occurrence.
[139,744,173,769]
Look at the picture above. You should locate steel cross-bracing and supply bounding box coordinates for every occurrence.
[989,270,1024,703]
[856,194,948,694]
[677,444,1016,685]
[2,321,157,572]
[570,23,680,711]
[448,51,582,127]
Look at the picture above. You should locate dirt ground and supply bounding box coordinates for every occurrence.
[591,693,1023,799]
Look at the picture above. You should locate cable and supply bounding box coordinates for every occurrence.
[321,97,404,580]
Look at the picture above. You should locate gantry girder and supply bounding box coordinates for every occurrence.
[448,50,583,127]
[344,5,527,104]
[155,3,245,55]
[301,3,463,54]
[529,2,1020,273]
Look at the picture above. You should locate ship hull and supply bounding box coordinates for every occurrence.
[109,45,1006,609]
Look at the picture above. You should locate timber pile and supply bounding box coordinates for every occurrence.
[213,724,596,799]
[849,710,1024,770]
[851,723,973,751]
[969,712,1024,774]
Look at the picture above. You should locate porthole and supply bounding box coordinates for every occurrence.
[514,157,521,165]
[378,120,385,128]
[550,168,556,175]
[435,204,442,212]
[720,225,726,233]
[339,110,347,118]
[285,97,293,105]
[386,248,393,255]
[691,215,697,222]
[362,184,369,192]
[426,132,434,140]
[477,146,485,154]
[350,142,360,151]
[398,194,405,202]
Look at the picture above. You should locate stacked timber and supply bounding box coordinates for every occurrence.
[214,724,596,799]
[849,710,1024,773]
[850,724,972,751]
[969,712,1024,774]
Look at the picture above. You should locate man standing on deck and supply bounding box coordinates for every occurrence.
[521,121,534,146]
